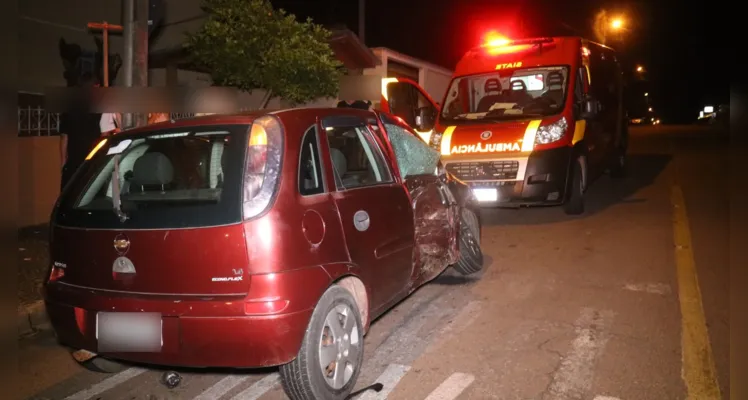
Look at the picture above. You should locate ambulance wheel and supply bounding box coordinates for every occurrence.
[564,157,585,215]
[609,131,628,179]
[454,208,484,276]
[279,285,363,400]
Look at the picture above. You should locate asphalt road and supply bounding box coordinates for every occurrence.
[17,125,730,400]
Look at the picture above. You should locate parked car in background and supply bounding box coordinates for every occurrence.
[44,107,484,400]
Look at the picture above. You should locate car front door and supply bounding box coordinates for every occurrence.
[381,78,440,145]
[375,113,459,287]
[319,114,415,312]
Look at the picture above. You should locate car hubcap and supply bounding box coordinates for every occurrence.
[319,304,360,389]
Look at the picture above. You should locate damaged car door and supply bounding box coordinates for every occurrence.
[376,113,459,287]
[320,115,416,312]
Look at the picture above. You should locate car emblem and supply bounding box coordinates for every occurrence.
[480,131,492,140]
[113,233,130,256]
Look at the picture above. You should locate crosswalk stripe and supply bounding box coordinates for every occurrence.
[357,364,410,400]
[228,373,280,400]
[192,375,249,400]
[423,372,475,400]
[63,367,147,400]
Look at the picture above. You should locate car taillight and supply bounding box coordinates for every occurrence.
[242,115,284,220]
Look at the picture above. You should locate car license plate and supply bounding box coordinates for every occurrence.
[472,188,498,202]
[96,312,162,352]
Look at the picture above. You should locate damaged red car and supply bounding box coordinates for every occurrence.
[44,107,484,400]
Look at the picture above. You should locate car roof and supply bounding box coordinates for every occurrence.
[122,107,382,137]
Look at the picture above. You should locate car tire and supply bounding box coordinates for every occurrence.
[279,285,364,400]
[453,208,484,276]
[81,357,127,373]
[564,158,585,215]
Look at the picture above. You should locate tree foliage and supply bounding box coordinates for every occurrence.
[185,0,342,105]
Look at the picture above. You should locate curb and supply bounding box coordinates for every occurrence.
[18,300,51,338]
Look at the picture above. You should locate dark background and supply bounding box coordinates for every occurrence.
[271,0,728,124]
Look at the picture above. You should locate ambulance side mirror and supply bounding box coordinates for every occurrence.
[415,106,436,131]
[581,95,600,119]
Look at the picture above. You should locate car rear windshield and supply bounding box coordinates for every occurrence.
[54,124,253,230]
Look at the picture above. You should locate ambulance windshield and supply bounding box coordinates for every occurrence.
[440,66,569,123]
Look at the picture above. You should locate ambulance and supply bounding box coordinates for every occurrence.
[423,35,628,215]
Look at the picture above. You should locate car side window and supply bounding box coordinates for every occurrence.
[298,126,325,196]
[325,122,392,190]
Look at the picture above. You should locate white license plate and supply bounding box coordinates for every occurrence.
[472,188,498,202]
[96,312,162,352]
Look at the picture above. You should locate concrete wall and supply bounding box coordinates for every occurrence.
[18,137,61,227]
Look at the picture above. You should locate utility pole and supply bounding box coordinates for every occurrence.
[122,0,134,128]
[86,21,123,87]
[358,0,365,44]
[134,0,149,126]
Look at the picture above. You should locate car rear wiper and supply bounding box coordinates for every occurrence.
[111,154,129,223]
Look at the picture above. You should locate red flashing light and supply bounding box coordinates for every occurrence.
[484,31,510,47]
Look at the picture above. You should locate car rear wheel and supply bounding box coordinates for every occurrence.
[81,357,127,373]
[280,285,364,400]
[453,208,484,276]
[564,157,585,215]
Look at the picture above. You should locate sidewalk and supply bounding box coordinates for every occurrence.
[18,224,51,337]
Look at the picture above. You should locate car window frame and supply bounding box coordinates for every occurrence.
[320,115,395,192]
[297,125,326,197]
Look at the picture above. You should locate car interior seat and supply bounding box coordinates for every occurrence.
[476,78,503,112]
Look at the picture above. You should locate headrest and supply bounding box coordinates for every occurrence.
[329,148,347,177]
[546,71,564,89]
[131,152,174,186]
[511,80,527,91]
[484,78,501,93]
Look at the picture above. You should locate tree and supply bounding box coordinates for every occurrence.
[185,0,343,105]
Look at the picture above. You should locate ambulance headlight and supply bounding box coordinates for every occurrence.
[535,117,568,144]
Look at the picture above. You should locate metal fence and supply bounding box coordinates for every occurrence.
[17,108,199,137]
[18,106,60,136]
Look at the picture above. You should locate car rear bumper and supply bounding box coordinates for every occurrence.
[45,299,312,368]
[461,146,573,207]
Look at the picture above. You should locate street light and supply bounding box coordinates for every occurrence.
[636,65,644,73]
[644,92,648,96]
[648,107,653,112]
[610,18,623,30]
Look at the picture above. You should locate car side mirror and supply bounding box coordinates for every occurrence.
[415,106,436,131]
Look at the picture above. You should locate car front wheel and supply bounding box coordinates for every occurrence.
[453,208,484,275]
[280,285,364,400]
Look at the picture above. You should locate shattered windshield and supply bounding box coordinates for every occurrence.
[440,66,570,123]
[379,113,440,178]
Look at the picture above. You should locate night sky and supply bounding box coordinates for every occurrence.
[270,0,728,124]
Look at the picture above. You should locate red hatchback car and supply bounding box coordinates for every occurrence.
[45,107,484,399]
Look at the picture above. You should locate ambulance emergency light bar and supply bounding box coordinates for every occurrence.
[469,33,555,57]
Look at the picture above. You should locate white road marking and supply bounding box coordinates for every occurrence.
[228,373,280,400]
[358,364,411,400]
[64,367,147,400]
[593,396,622,400]
[423,372,475,400]
[192,374,249,400]
[623,282,671,295]
[545,307,613,400]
